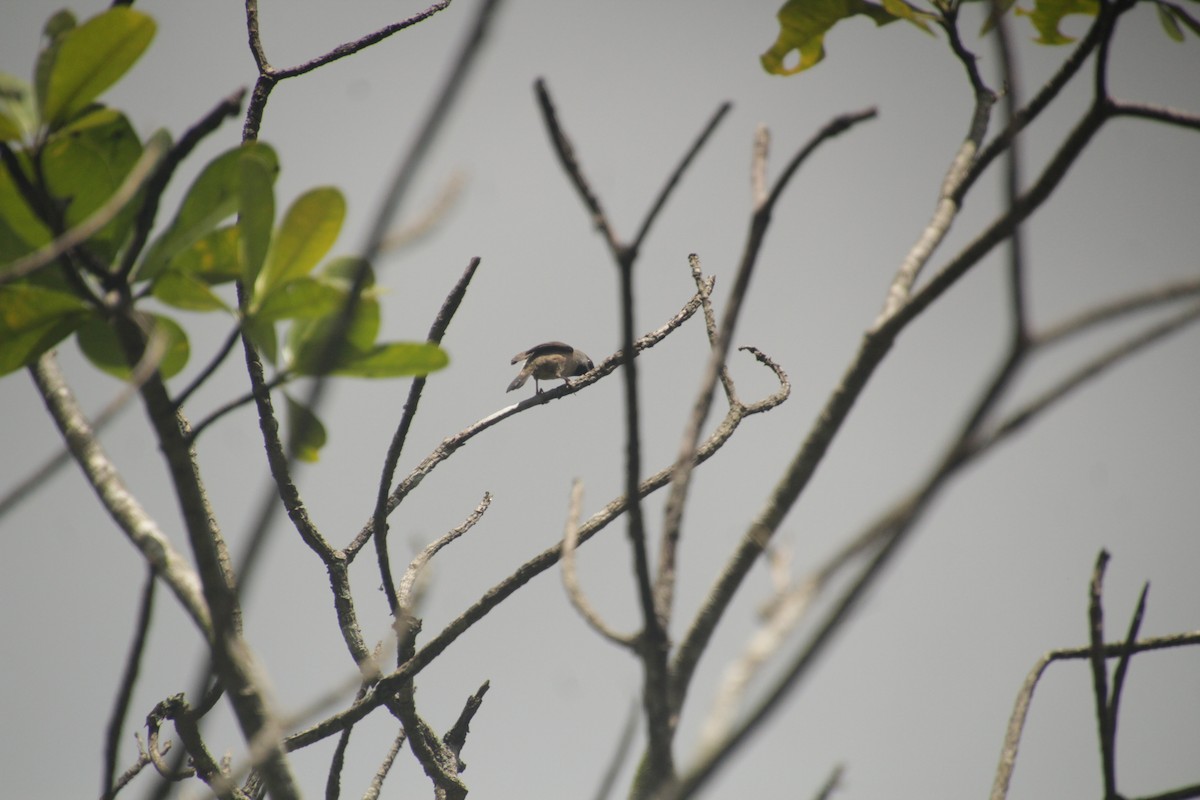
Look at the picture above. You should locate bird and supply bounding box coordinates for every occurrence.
[506,341,594,394]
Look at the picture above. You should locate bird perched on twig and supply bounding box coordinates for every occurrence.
[506,342,594,395]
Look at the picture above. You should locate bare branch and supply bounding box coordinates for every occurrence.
[562,480,639,648]
[590,701,641,800]
[361,729,406,800]
[344,282,709,560]
[102,567,157,798]
[442,681,491,774]
[374,258,482,617]
[991,630,1200,800]
[241,0,453,140]
[1088,551,1117,799]
[282,348,787,753]
[29,354,211,633]
[659,108,876,661]
[396,492,493,614]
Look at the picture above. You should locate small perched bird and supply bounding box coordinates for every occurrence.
[507,341,594,394]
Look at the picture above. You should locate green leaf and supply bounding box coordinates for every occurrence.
[251,277,344,324]
[34,11,76,128]
[151,270,229,311]
[39,8,156,129]
[284,393,327,462]
[41,110,143,261]
[285,296,381,374]
[0,74,37,142]
[166,225,242,284]
[243,314,278,364]
[1014,0,1100,44]
[0,283,90,374]
[255,187,345,297]
[880,0,936,32]
[1157,2,1187,39]
[76,313,189,379]
[762,0,897,75]
[0,150,52,265]
[237,154,276,290]
[139,142,278,281]
[332,342,449,378]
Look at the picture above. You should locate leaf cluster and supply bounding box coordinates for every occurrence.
[761,0,1200,74]
[0,7,446,459]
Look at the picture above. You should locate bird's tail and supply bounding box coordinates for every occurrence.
[506,366,532,392]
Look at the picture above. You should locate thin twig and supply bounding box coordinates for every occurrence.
[373,258,482,617]
[658,109,876,638]
[562,480,638,648]
[361,729,406,800]
[590,700,641,800]
[1088,551,1117,799]
[116,90,246,281]
[102,567,157,798]
[344,283,709,560]
[990,630,1200,800]
[282,347,788,752]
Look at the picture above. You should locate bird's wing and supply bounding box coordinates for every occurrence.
[511,341,574,364]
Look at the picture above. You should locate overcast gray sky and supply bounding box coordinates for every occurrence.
[2,1,1199,798]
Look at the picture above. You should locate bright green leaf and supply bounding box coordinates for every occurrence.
[284,393,327,462]
[255,187,345,296]
[76,313,189,379]
[1014,0,1099,44]
[251,277,344,324]
[331,342,449,378]
[881,0,935,33]
[0,74,37,142]
[151,270,230,312]
[139,142,278,281]
[41,110,142,261]
[34,12,75,126]
[40,8,156,128]
[167,225,242,284]
[762,0,897,75]
[285,294,381,374]
[237,154,276,290]
[0,283,90,374]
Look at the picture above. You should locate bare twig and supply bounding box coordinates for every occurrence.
[29,354,212,633]
[101,735,170,800]
[395,492,493,616]
[562,480,638,648]
[282,346,787,752]
[1088,551,1117,799]
[102,567,157,798]
[344,283,709,560]
[116,89,246,281]
[590,701,641,800]
[241,0,453,140]
[374,258,482,617]
[991,629,1200,800]
[658,108,876,642]
[361,729,406,800]
[443,681,491,774]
